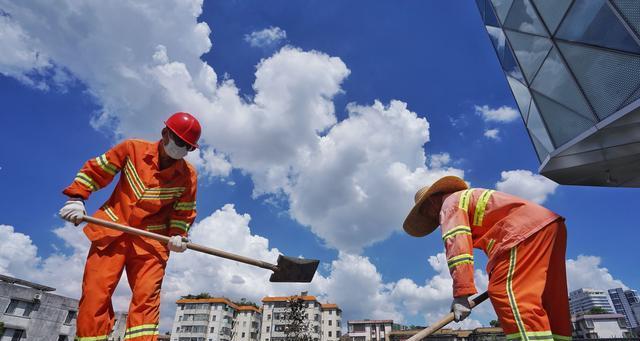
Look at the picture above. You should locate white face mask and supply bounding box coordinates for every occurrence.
[164,137,189,160]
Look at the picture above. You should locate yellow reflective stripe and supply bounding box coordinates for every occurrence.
[125,330,159,339]
[174,201,196,210]
[126,324,158,333]
[508,331,554,341]
[75,335,108,341]
[146,224,166,231]
[552,335,572,341]
[442,225,471,241]
[458,189,473,212]
[76,172,99,191]
[125,324,159,339]
[103,205,118,222]
[170,220,190,232]
[140,193,180,200]
[145,186,185,193]
[123,159,185,200]
[473,189,494,226]
[94,154,118,175]
[447,254,474,269]
[508,247,528,341]
[124,159,146,197]
[486,239,496,254]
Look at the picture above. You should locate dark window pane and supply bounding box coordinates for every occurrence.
[504,0,548,36]
[485,0,500,26]
[532,0,572,35]
[507,76,532,122]
[527,100,555,152]
[490,0,514,24]
[505,30,552,83]
[556,0,640,54]
[531,47,596,122]
[532,91,595,146]
[486,26,526,82]
[558,41,640,119]
[612,0,640,39]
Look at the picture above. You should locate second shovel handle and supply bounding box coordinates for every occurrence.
[81,215,278,271]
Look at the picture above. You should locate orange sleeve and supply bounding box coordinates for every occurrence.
[441,194,477,297]
[168,169,197,237]
[62,141,129,200]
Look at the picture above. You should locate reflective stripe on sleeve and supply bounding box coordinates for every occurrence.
[170,220,190,233]
[146,224,167,231]
[94,153,119,175]
[442,225,471,241]
[174,201,196,211]
[458,189,473,212]
[447,254,474,269]
[473,189,495,226]
[75,172,100,191]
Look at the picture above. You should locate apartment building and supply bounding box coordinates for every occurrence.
[260,292,341,341]
[609,288,640,329]
[172,297,262,341]
[569,288,615,315]
[0,274,77,340]
[347,320,392,341]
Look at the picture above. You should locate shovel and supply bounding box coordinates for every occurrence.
[406,291,489,341]
[81,215,320,283]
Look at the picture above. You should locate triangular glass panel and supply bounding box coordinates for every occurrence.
[504,0,549,36]
[612,0,640,39]
[505,30,552,83]
[507,76,532,122]
[532,0,572,35]
[556,0,640,54]
[490,0,514,24]
[530,133,551,163]
[476,0,486,21]
[526,100,555,151]
[486,26,525,83]
[531,47,597,122]
[484,0,500,27]
[532,91,596,147]
[558,41,640,120]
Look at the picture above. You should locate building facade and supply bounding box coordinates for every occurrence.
[388,327,506,341]
[260,293,341,341]
[171,297,262,341]
[572,313,634,339]
[347,320,393,341]
[570,288,615,315]
[475,0,640,187]
[609,288,640,329]
[0,274,77,340]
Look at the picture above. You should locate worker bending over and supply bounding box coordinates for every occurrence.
[59,112,201,341]
[404,176,571,341]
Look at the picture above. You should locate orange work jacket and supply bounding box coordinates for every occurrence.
[63,139,197,254]
[439,188,561,297]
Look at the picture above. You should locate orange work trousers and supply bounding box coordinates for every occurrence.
[76,234,167,340]
[488,220,572,341]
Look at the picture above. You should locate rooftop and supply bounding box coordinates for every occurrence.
[175,297,261,313]
[349,320,394,324]
[0,274,56,292]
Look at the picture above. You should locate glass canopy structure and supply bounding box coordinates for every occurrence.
[475,0,640,187]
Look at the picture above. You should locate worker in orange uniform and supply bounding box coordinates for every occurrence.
[59,112,201,341]
[404,176,571,341]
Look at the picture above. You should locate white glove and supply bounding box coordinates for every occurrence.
[168,235,188,252]
[451,296,472,322]
[59,200,86,226]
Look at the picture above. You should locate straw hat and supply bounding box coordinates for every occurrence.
[403,176,468,237]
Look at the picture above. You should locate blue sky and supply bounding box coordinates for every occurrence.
[0,0,637,331]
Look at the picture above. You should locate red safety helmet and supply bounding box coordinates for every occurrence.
[164,112,201,148]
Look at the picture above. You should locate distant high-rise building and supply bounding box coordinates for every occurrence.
[475,0,640,187]
[609,288,640,328]
[172,297,262,341]
[260,292,341,341]
[569,288,615,315]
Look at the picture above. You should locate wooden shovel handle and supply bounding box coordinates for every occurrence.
[405,291,489,341]
[81,215,278,271]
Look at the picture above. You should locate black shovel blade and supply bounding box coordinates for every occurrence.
[269,255,320,283]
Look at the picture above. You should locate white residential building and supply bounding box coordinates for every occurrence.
[572,313,634,339]
[347,320,392,341]
[260,292,341,341]
[171,297,262,341]
[569,288,615,315]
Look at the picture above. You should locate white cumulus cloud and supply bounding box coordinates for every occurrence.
[484,128,500,140]
[475,105,519,123]
[566,255,628,291]
[245,26,287,48]
[496,170,558,204]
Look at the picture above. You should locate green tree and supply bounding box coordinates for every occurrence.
[489,320,500,327]
[282,297,313,341]
[589,307,608,314]
[0,321,4,336]
[180,292,213,299]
